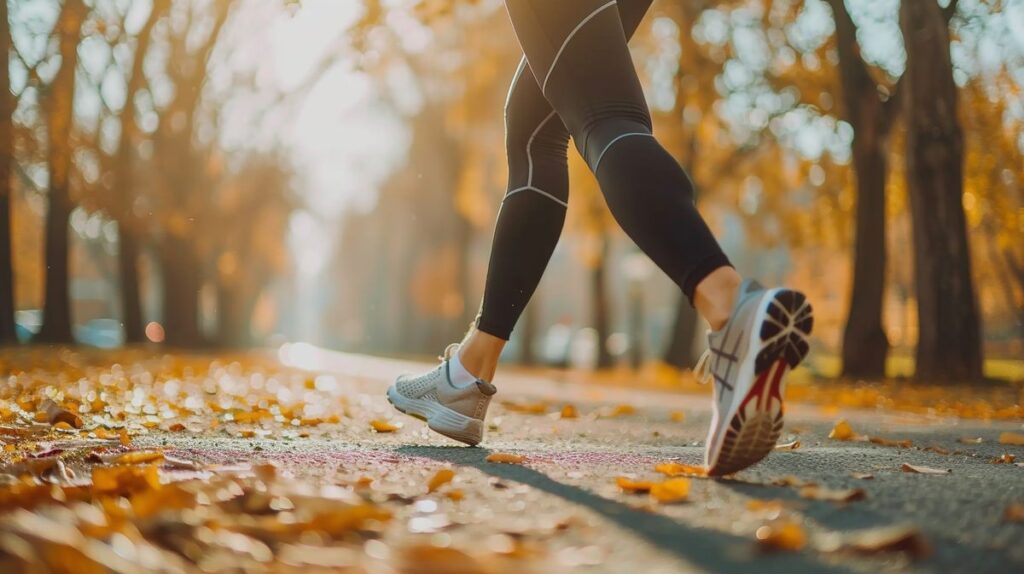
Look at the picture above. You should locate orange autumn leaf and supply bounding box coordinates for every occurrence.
[654,462,707,477]
[828,419,858,441]
[756,522,807,552]
[747,499,784,513]
[168,423,186,432]
[669,411,685,422]
[998,432,1024,446]
[370,419,400,433]
[427,468,455,492]
[119,429,131,446]
[1005,503,1024,523]
[92,464,161,494]
[607,404,637,417]
[485,453,525,464]
[869,436,912,448]
[560,404,579,419]
[991,454,1016,464]
[446,489,465,502]
[650,478,690,503]
[616,477,655,493]
[115,450,165,465]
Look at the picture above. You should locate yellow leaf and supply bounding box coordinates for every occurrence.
[650,478,690,503]
[427,468,455,493]
[998,432,1024,446]
[654,462,706,477]
[669,411,685,422]
[485,453,524,464]
[829,419,857,441]
[756,522,807,552]
[370,419,400,433]
[560,405,578,419]
[616,477,655,493]
[115,450,164,465]
[445,489,464,501]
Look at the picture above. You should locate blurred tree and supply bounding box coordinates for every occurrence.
[0,0,16,344]
[824,0,899,379]
[900,0,983,383]
[36,0,88,344]
[109,0,170,344]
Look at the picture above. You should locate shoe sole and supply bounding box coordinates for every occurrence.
[707,289,813,477]
[386,384,484,446]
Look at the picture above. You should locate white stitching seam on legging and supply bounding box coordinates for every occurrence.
[592,132,653,173]
[540,0,617,95]
[504,57,528,111]
[504,185,569,207]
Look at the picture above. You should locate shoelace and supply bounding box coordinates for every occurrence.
[694,348,713,386]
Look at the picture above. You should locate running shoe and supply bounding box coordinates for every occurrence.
[696,279,813,476]
[386,344,496,446]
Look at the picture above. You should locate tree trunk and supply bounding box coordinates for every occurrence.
[841,140,889,378]
[591,234,613,369]
[663,296,697,368]
[0,1,17,345]
[117,225,144,343]
[36,0,86,344]
[900,0,983,383]
[160,239,202,348]
[827,0,893,379]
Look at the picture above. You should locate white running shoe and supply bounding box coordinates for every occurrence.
[386,344,496,446]
[697,279,813,476]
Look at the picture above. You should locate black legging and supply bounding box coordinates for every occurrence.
[476,0,732,340]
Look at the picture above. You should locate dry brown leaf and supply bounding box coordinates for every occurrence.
[654,462,707,477]
[485,453,524,464]
[369,419,400,433]
[427,468,455,493]
[168,422,186,432]
[755,522,807,552]
[799,485,866,502]
[650,478,690,503]
[820,524,930,558]
[850,472,874,480]
[1004,503,1024,523]
[991,454,1016,464]
[616,477,655,493]
[774,440,801,450]
[770,475,816,488]
[828,420,858,441]
[400,545,485,574]
[958,436,983,444]
[998,432,1024,446]
[40,399,82,428]
[901,463,951,475]
[869,436,912,448]
[500,400,549,415]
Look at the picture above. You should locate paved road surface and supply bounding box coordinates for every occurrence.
[153,348,1024,573]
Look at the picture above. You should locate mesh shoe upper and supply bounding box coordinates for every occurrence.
[394,347,496,422]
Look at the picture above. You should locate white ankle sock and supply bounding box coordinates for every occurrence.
[448,352,479,388]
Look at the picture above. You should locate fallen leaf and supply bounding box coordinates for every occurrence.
[616,477,655,493]
[669,411,685,422]
[485,453,524,464]
[869,436,912,448]
[40,399,82,428]
[958,436,982,444]
[828,420,858,441]
[445,489,464,502]
[922,445,950,455]
[500,401,548,415]
[770,475,816,488]
[849,472,874,480]
[774,440,801,450]
[799,485,866,502]
[1005,503,1024,523]
[115,450,165,465]
[901,463,951,475]
[654,462,707,477]
[755,522,807,552]
[168,423,186,432]
[400,545,485,573]
[427,468,455,493]
[998,432,1024,446]
[820,524,930,558]
[992,454,1016,464]
[560,405,578,419]
[602,403,634,415]
[92,464,161,494]
[369,419,400,433]
[746,499,784,513]
[119,429,131,446]
[650,478,690,503]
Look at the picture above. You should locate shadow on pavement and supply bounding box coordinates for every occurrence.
[397,445,851,574]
